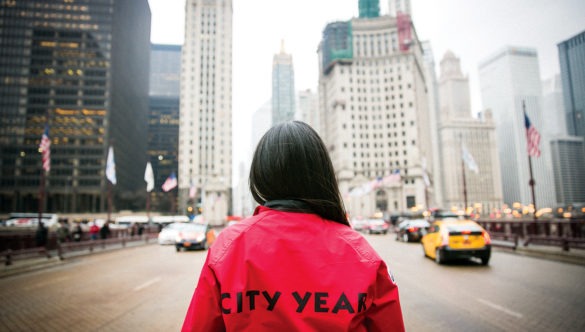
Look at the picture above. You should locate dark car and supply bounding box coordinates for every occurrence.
[396,218,430,242]
[175,223,213,251]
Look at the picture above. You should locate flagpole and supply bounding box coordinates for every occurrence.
[523,101,538,220]
[146,191,151,220]
[38,166,45,230]
[38,111,50,234]
[107,181,112,223]
[460,134,468,213]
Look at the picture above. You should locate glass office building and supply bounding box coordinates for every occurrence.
[558,30,585,140]
[0,0,151,213]
[148,44,180,211]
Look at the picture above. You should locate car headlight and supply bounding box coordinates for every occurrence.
[196,234,205,242]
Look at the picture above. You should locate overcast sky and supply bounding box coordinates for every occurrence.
[148,0,585,179]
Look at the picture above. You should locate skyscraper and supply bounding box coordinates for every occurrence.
[318,6,432,217]
[297,89,320,134]
[438,51,503,214]
[479,46,555,208]
[558,30,585,140]
[148,44,181,211]
[388,0,412,17]
[359,0,380,18]
[0,0,151,213]
[271,41,295,125]
[180,0,232,225]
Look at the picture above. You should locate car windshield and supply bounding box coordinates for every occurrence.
[405,220,429,227]
[446,224,483,233]
[182,223,207,232]
[165,223,187,230]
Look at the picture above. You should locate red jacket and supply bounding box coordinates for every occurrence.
[182,206,404,331]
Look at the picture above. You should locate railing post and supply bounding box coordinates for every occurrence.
[6,249,12,266]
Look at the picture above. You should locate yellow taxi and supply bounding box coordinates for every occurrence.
[421,218,491,265]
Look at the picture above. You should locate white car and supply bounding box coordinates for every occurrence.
[158,222,187,245]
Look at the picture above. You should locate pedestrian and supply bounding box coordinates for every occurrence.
[182,121,405,331]
[72,223,83,242]
[56,220,70,244]
[89,222,99,240]
[131,222,139,237]
[100,221,111,239]
[35,221,48,248]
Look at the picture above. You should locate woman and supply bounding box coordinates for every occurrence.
[182,121,404,331]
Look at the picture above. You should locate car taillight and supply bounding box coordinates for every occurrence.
[408,227,419,233]
[461,230,471,235]
[441,229,450,246]
[482,231,491,245]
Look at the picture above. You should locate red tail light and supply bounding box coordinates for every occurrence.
[461,230,471,235]
[408,227,419,233]
[482,231,491,245]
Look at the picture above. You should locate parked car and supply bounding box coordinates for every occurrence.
[366,218,389,234]
[395,218,430,242]
[158,222,187,245]
[421,219,491,265]
[175,223,215,251]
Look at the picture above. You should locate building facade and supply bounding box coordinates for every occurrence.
[318,2,432,218]
[558,30,585,140]
[437,51,503,214]
[550,137,585,205]
[479,46,555,209]
[148,44,181,213]
[271,42,295,126]
[388,0,412,17]
[297,89,320,134]
[179,0,232,225]
[0,0,151,214]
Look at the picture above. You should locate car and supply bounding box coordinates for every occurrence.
[395,218,430,242]
[158,222,187,245]
[175,223,215,251]
[421,218,491,265]
[350,218,369,232]
[366,218,389,234]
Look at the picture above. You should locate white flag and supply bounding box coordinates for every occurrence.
[106,146,117,185]
[144,162,154,192]
[462,143,479,174]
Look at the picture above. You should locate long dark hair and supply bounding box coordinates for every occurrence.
[249,121,349,226]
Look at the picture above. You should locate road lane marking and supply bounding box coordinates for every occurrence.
[133,277,162,292]
[477,298,523,319]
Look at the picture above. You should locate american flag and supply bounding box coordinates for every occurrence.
[162,172,178,192]
[39,125,51,172]
[524,112,541,157]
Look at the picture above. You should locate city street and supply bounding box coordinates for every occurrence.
[1,233,584,331]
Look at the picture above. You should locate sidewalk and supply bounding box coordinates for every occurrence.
[494,243,585,266]
[1,240,157,279]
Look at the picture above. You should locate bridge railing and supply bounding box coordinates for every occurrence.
[475,218,585,251]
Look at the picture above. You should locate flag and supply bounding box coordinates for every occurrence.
[524,112,541,157]
[106,146,116,185]
[39,125,51,172]
[189,182,197,199]
[144,162,154,192]
[162,172,177,192]
[383,169,401,185]
[421,158,431,187]
[461,143,479,174]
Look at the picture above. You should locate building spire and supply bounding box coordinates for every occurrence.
[280,39,286,54]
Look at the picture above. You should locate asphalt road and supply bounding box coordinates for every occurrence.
[0,233,584,331]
